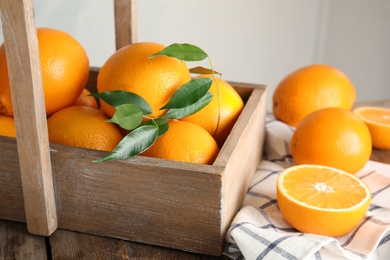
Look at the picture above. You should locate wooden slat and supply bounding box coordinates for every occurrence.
[0,220,48,259]
[50,145,224,256]
[114,0,137,49]
[125,241,220,259]
[0,0,57,235]
[215,86,266,237]
[0,137,25,223]
[50,229,130,260]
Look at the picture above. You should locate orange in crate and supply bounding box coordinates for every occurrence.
[0,0,267,256]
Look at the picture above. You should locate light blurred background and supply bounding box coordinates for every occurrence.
[1,0,389,111]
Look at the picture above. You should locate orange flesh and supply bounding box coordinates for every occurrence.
[358,108,390,125]
[282,167,367,209]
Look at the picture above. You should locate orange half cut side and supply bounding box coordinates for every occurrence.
[354,106,390,150]
[277,164,371,237]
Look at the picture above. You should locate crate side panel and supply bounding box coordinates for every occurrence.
[50,145,224,255]
[215,85,267,236]
[0,137,25,222]
[223,87,266,229]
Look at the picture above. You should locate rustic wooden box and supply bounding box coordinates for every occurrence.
[0,0,266,256]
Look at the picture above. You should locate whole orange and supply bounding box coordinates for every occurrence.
[273,64,356,127]
[182,75,244,147]
[97,42,191,118]
[290,107,372,174]
[0,114,16,137]
[47,106,123,152]
[141,120,220,164]
[0,27,89,116]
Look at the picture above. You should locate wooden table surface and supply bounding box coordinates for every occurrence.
[1,100,390,260]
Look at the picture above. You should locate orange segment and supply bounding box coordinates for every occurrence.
[354,106,390,150]
[277,164,371,237]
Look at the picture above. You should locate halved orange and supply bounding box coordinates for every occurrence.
[277,164,371,237]
[354,106,390,150]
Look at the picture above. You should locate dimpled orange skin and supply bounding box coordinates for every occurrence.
[0,28,90,116]
[273,64,356,127]
[141,120,220,165]
[47,106,123,152]
[0,114,16,137]
[97,42,191,118]
[290,107,372,174]
[182,75,244,148]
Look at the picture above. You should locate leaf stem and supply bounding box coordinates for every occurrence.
[208,56,221,138]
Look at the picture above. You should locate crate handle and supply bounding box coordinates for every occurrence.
[0,0,57,236]
[0,0,137,236]
[114,0,137,49]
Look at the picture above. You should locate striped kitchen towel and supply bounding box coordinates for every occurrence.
[224,117,390,260]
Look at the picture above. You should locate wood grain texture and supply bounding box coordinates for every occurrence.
[0,220,48,260]
[49,228,221,260]
[214,85,266,239]
[50,229,130,260]
[114,0,137,49]
[125,240,221,259]
[0,0,57,236]
[50,144,224,255]
[0,137,25,223]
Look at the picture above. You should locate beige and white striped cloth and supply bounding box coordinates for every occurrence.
[224,117,390,260]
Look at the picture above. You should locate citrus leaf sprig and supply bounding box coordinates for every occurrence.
[91,43,220,163]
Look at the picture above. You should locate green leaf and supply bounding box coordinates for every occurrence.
[141,118,169,137]
[149,43,208,61]
[106,104,143,130]
[90,91,152,115]
[93,125,159,162]
[160,78,212,110]
[189,66,222,76]
[161,92,213,119]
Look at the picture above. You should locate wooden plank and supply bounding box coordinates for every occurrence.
[50,229,130,260]
[214,85,266,239]
[0,137,25,223]
[0,219,48,259]
[125,241,221,259]
[49,145,224,256]
[49,228,221,259]
[0,0,57,235]
[114,0,137,49]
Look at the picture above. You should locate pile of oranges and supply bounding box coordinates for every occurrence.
[272,64,390,172]
[0,27,244,165]
[0,27,123,152]
[0,26,388,238]
[272,64,390,237]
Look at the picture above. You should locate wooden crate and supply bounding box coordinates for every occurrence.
[0,0,266,256]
